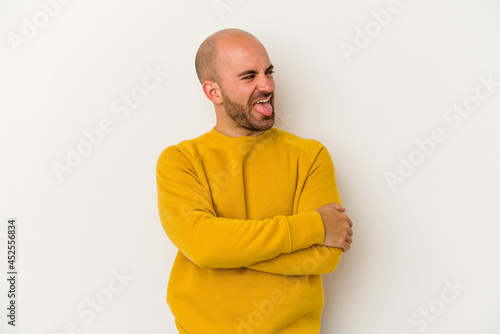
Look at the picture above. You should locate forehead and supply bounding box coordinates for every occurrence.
[217,36,271,75]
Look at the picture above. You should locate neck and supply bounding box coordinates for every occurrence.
[214,123,265,138]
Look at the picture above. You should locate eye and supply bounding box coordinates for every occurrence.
[243,74,255,80]
[266,70,275,76]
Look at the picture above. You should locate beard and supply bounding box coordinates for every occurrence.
[221,89,275,132]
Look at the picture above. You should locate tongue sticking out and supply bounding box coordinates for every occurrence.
[253,102,273,117]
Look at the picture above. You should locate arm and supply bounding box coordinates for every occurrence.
[156,145,326,269]
[247,144,348,275]
[248,244,343,275]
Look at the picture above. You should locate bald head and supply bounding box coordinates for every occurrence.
[195,29,260,84]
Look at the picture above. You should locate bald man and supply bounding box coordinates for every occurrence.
[156,29,353,333]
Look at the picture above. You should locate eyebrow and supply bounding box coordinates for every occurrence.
[237,64,274,78]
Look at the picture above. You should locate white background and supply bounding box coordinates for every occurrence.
[1,0,500,333]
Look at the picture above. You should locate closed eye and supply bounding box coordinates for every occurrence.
[238,64,274,80]
[266,65,275,76]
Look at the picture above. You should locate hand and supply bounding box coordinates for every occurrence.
[316,203,353,251]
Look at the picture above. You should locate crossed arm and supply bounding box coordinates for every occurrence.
[246,147,352,275]
[156,144,353,275]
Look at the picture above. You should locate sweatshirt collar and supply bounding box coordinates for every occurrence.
[207,127,277,145]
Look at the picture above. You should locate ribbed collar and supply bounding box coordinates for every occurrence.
[205,127,278,146]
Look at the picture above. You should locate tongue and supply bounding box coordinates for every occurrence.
[253,102,273,116]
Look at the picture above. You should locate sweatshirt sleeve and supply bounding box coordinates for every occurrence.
[156,145,326,269]
[246,142,343,275]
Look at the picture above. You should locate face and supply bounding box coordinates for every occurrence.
[216,36,276,133]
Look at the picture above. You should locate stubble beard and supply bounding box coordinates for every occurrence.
[221,89,275,132]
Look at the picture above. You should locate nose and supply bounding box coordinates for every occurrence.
[256,74,275,93]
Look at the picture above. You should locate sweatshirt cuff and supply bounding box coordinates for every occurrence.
[286,211,325,252]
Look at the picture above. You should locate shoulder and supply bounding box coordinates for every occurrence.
[271,128,328,161]
[157,131,212,167]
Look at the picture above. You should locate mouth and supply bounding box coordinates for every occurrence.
[252,96,273,117]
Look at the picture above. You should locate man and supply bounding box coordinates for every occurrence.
[156,28,353,333]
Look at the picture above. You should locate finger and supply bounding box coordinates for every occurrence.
[347,227,353,237]
[346,216,353,227]
[331,202,346,212]
[342,243,350,252]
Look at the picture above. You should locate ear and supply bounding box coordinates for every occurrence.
[202,81,224,105]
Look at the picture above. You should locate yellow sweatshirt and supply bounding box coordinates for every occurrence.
[156,127,343,334]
